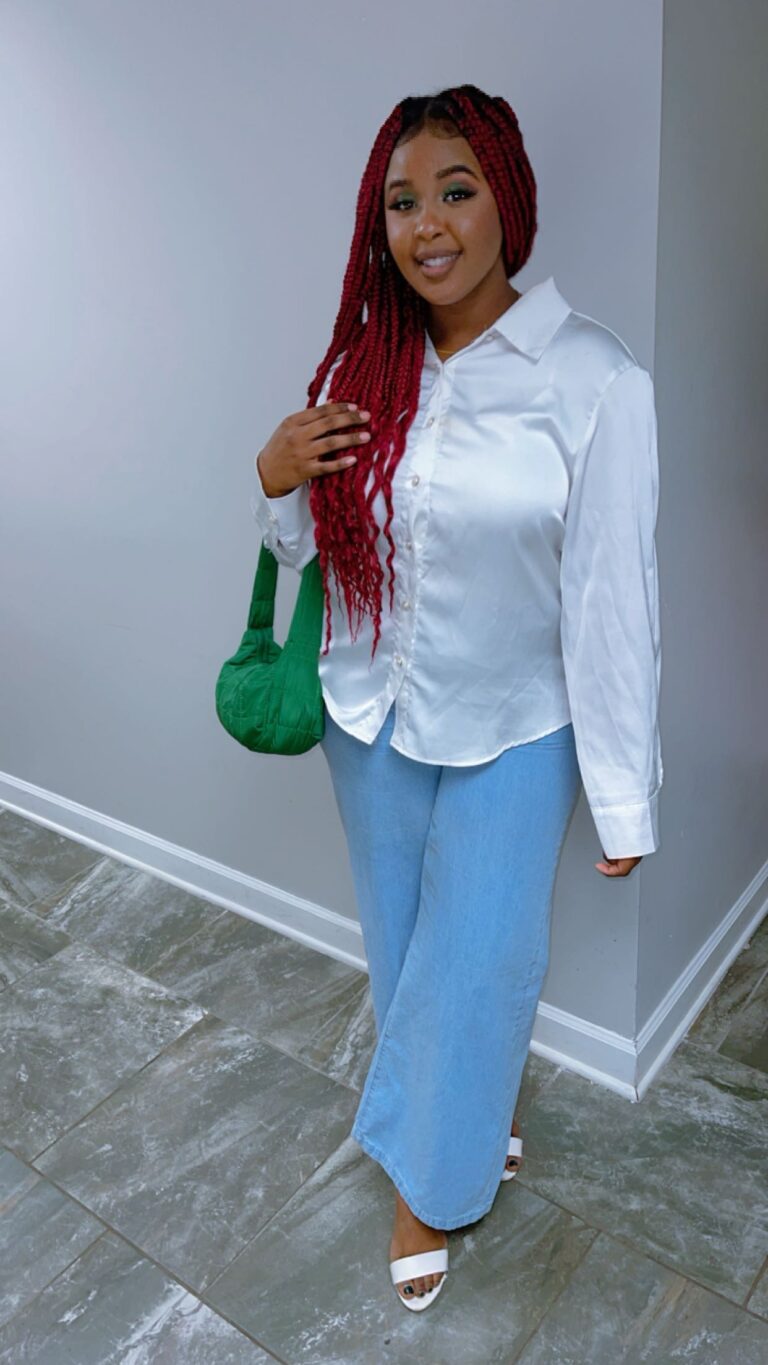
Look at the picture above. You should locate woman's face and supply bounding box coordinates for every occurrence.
[383,126,507,306]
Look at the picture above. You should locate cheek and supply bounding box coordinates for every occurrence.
[385,226,416,276]
[384,218,408,259]
[466,204,503,257]
[444,191,502,256]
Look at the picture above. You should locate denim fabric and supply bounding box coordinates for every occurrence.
[319,698,582,1230]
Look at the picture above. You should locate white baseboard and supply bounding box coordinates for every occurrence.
[0,772,367,969]
[633,859,768,1098]
[1,769,765,1104]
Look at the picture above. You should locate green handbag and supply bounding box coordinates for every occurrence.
[215,539,326,755]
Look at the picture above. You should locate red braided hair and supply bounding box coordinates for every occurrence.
[304,84,538,661]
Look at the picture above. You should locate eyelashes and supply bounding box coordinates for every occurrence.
[387,187,476,212]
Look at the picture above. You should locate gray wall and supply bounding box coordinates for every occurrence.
[637,0,768,1030]
[5,2,759,1088]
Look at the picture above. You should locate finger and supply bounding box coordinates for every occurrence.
[306,410,371,442]
[310,454,360,476]
[296,402,369,426]
[313,430,372,457]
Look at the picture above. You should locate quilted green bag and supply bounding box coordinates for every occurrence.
[215,540,326,754]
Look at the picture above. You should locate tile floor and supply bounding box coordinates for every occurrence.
[0,804,766,1363]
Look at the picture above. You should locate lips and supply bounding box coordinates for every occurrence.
[416,251,462,278]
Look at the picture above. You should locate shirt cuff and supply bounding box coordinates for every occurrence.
[589,789,661,859]
[250,457,309,547]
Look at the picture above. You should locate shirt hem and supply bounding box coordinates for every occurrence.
[386,719,573,766]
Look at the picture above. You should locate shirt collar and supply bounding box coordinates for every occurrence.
[489,275,572,359]
[424,274,572,365]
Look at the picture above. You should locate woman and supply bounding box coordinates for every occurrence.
[251,84,663,1311]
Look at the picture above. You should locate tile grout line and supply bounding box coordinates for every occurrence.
[23,856,237,979]
[508,1175,768,1324]
[5,815,767,1345]
[1,1144,290,1363]
[0,1226,113,1341]
[201,1133,360,1302]
[12,857,373,1100]
[506,1223,601,1364]
[0,849,106,918]
[25,1009,208,1165]
[743,1252,768,1312]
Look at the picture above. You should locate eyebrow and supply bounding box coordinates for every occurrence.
[386,163,480,192]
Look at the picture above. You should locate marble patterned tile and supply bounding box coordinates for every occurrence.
[747,1260,768,1321]
[516,1231,768,1363]
[206,1134,597,1364]
[150,909,377,1091]
[0,810,101,906]
[718,974,768,1075]
[36,1012,359,1293]
[688,915,768,1049]
[0,1147,103,1329]
[32,856,229,976]
[514,1036,768,1302]
[0,940,204,1159]
[0,898,71,990]
[0,1229,274,1363]
[517,1051,566,1107]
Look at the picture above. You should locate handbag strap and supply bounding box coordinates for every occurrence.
[247,540,326,660]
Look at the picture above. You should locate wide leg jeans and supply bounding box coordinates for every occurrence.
[319,698,582,1230]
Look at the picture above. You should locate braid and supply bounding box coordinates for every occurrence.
[304,84,537,661]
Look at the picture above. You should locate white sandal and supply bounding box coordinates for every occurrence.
[389,1247,449,1311]
[501,1132,523,1181]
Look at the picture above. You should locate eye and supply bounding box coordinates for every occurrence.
[386,186,476,211]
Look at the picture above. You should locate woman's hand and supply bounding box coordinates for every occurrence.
[256,401,371,497]
[595,852,642,877]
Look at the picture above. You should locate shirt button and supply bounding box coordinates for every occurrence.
[405,540,413,551]
[426,416,435,427]
[411,474,420,486]
[400,598,411,610]
[394,654,403,666]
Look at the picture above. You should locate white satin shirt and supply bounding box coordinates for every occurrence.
[250,276,663,858]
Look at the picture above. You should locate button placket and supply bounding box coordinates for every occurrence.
[393,369,447,687]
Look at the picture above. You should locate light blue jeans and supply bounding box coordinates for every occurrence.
[319,698,582,1229]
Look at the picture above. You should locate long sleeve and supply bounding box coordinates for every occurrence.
[250,462,317,571]
[249,361,345,572]
[559,363,663,858]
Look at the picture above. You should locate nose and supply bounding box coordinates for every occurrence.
[414,199,449,236]
[415,218,449,251]
[415,216,444,238]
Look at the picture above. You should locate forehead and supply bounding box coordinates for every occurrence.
[384,128,481,187]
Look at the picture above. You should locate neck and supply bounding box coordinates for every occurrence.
[428,279,522,354]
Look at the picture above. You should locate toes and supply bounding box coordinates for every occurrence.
[398,1274,442,1298]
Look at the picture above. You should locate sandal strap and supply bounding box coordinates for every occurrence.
[390,1248,449,1282]
[508,1135,524,1158]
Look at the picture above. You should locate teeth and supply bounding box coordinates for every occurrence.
[421,254,458,266]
